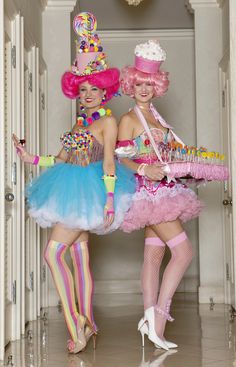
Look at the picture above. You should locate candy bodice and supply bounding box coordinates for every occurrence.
[133,128,173,163]
[60,129,104,165]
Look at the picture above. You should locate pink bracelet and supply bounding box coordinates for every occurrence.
[137,163,148,176]
[33,155,40,165]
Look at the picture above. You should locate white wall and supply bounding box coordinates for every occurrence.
[222,0,229,54]
[77,0,194,29]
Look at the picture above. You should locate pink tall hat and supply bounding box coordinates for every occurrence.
[134,40,166,74]
[62,12,120,101]
[71,12,109,76]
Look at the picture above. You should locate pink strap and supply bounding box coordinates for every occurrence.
[145,237,165,247]
[166,231,187,249]
[149,103,185,145]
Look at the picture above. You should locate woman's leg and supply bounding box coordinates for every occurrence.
[44,224,83,343]
[151,219,194,339]
[70,232,98,332]
[141,226,166,310]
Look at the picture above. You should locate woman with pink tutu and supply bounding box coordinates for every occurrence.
[116,40,203,350]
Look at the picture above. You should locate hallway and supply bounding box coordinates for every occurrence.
[3,294,236,367]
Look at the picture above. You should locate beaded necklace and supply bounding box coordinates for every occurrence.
[77,107,112,127]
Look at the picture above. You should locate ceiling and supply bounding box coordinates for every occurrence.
[76,0,193,30]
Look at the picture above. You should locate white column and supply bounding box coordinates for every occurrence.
[187,0,224,303]
[42,0,77,154]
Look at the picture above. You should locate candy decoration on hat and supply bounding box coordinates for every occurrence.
[71,12,107,76]
[61,12,120,101]
[73,12,97,39]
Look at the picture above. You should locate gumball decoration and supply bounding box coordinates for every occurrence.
[73,12,97,38]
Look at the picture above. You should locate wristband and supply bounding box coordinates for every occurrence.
[137,163,148,176]
[33,155,40,165]
[102,174,117,194]
[33,155,55,167]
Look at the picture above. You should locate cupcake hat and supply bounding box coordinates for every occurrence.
[134,40,166,74]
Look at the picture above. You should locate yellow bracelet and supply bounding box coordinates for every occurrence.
[35,155,55,167]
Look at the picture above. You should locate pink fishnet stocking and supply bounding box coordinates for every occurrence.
[141,239,165,310]
[155,233,193,338]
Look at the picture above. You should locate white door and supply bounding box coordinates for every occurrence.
[39,69,49,313]
[3,14,24,346]
[4,37,15,348]
[220,57,235,307]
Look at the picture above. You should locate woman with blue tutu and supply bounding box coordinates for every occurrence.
[12,12,135,354]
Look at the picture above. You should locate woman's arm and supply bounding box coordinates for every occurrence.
[12,133,68,165]
[102,116,118,227]
[102,116,117,174]
[117,115,165,181]
[117,114,139,171]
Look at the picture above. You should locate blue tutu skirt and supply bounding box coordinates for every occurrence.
[26,161,136,234]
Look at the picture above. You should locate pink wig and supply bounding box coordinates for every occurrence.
[61,68,120,103]
[120,66,169,98]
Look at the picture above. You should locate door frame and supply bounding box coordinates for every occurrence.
[229,0,236,309]
[0,0,6,359]
[219,50,235,306]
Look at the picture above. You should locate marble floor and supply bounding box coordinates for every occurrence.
[2,293,236,367]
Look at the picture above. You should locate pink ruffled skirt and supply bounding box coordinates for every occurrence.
[120,176,203,233]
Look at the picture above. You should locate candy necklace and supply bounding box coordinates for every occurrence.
[77,107,112,127]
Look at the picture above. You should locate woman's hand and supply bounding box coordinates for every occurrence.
[12,134,35,164]
[144,164,165,181]
[104,194,115,228]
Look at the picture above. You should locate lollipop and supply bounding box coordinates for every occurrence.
[73,12,97,39]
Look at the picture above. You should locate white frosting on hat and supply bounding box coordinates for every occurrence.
[135,40,166,62]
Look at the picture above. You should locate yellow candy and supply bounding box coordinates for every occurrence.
[94,46,98,52]
[202,152,207,158]
[220,154,225,161]
[106,109,112,116]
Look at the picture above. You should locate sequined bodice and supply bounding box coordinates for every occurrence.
[60,129,104,165]
[133,128,172,163]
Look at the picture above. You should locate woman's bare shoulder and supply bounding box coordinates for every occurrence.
[119,110,136,126]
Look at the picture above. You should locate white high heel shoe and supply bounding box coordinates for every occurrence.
[138,318,178,349]
[139,307,169,350]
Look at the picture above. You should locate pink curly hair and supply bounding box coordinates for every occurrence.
[120,66,169,98]
[61,68,120,103]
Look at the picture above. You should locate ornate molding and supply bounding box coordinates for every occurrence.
[41,0,77,11]
[39,0,47,10]
[99,29,194,41]
[186,0,225,12]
